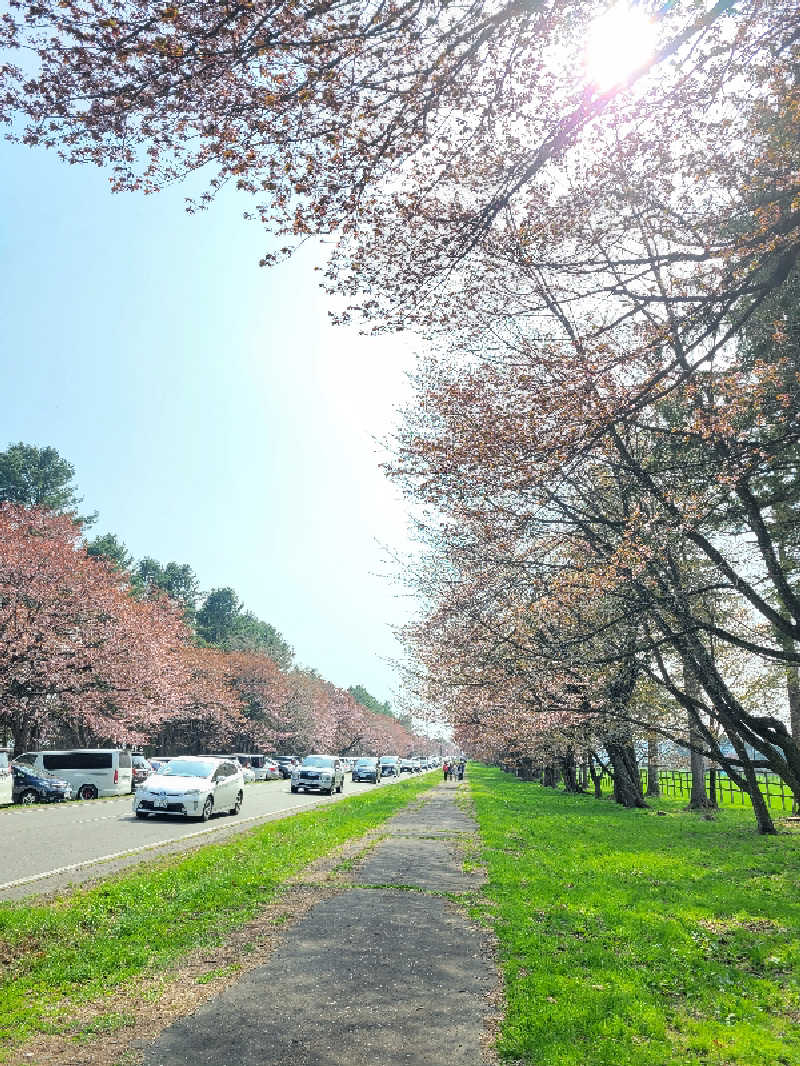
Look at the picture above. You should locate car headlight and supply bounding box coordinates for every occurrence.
[321,773,331,781]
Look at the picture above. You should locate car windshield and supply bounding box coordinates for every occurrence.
[159,759,216,779]
[302,756,334,768]
[357,759,376,767]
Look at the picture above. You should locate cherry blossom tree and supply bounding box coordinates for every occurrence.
[390,312,800,830]
[0,504,190,753]
[150,645,245,753]
[4,0,796,325]
[225,650,293,752]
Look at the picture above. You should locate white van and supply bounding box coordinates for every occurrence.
[13,749,133,800]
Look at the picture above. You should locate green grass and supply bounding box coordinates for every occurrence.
[469,766,800,1066]
[0,775,436,1056]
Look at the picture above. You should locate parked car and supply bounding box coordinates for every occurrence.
[399,759,415,774]
[274,756,299,779]
[133,756,244,821]
[232,753,280,781]
[11,763,72,804]
[11,748,132,800]
[352,757,382,784]
[379,756,401,778]
[290,755,344,795]
[130,754,152,792]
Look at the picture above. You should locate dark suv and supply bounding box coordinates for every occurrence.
[274,755,299,779]
[12,764,72,804]
[352,758,382,784]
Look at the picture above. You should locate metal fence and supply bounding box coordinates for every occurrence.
[631,769,797,812]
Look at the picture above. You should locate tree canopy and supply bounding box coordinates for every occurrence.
[0,442,84,515]
[195,586,294,667]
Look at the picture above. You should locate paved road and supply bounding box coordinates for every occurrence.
[0,773,430,901]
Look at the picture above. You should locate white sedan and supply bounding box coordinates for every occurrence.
[133,757,244,821]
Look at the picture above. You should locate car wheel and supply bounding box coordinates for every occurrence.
[231,791,243,815]
[199,796,214,821]
[78,784,98,801]
[20,789,38,805]
[290,785,298,793]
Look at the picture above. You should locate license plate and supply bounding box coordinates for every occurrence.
[154,797,168,809]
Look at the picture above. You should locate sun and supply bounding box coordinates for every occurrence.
[585,2,658,92]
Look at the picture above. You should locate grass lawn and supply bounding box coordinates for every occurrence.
[468,765,800,1066]
[0,774,436,1057]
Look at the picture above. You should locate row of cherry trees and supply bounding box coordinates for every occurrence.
[374,5,800,833]
[4,0,799,827]
[0,504,426,758]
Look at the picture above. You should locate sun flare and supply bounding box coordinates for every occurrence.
[585,2,658,91]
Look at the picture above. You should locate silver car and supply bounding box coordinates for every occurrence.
[290,755,345,795]
[133,756,244,821]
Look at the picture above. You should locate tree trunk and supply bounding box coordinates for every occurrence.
[587,752,604,798]
[684,662,715,809]
[778,629,800,812]
[518,757,535,781]
[579,754,588,791]
[11,715,38,757]
[560,748,581,792]
[745,764,776,835]
[606,736,648,809]
[646,733,660,797]
[722,728,777,835]
[788,658,800,744]
[542,764,559,788]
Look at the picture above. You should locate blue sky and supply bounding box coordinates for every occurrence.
[0,140,419,704]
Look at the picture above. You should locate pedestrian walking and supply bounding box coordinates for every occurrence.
[457,760,465,781]
[443,760,449,781]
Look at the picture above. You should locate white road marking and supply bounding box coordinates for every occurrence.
[0,775,419,894]
[0,803,305,893]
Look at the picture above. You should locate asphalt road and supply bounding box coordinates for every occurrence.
[0,773,426,901]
